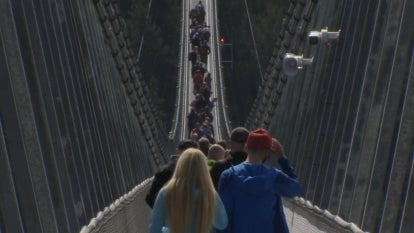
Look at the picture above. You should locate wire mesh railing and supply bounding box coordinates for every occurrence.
[79,178,153,233]
[79,178,367,233]
[286,198,367,233]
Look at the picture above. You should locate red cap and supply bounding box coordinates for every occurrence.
[246,128,272,149]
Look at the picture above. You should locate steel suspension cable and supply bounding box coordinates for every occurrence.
[138,0,153,61]
[243,0,264,82]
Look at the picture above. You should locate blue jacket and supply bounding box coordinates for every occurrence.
[218,158,301,233]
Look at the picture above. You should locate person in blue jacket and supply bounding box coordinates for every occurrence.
[149,148,228,233]
[218,128,301,233]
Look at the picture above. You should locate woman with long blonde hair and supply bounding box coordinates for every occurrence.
[149,148,228,233]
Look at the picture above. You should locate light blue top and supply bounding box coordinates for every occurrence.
[149,189,228,233]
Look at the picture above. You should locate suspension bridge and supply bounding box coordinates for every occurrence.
[0,0,413,233]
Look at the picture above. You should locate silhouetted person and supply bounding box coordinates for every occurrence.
[145,140,198,208]
[210,127,249,189]
[207,144,226,170]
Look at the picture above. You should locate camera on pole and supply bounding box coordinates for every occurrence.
[308,27,341,45]
[282,53,314,77]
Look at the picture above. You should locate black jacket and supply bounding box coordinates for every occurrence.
[210,151,248,189]
[145,159,177,208]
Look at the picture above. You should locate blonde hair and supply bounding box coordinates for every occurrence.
[163,148,216,233]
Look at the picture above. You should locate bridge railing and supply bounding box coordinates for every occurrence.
[246,0,414,232]
[169,0,187,141]
[79,178,367,233]
[212,0,232,139]
[79,178,153,233]
[94,0,174,164]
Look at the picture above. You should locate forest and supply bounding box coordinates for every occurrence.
[118,0,289,128]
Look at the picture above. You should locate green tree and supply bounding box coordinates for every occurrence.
[217,0,289,126]
[119,0,181,129]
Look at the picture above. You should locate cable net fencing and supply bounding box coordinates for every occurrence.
[79,179,367,233]
[284,199,366,233]
[79,178,153,233]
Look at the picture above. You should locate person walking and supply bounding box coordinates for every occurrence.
[217,128,301,233]
[210,127,249,189]
[145,140,198,208]
[149,148,228,233]
[198,137,211,156]
[207,144,226,170]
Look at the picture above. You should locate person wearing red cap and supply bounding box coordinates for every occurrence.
[217,128,301,233]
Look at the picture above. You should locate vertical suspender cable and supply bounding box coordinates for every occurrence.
[138,0,153,61]
[243,0,264,82]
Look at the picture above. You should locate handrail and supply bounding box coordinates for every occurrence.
[78,178,369,233]
[79,178,153,233]
[169,0,187,141]
[94,0,172,163]
[180,0,191,141]
[212,0,231,138]
[291,197,368,233]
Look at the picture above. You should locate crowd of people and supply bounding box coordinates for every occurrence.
[186,1,217,144]
[146,2,302,233]
[147,127,301,233]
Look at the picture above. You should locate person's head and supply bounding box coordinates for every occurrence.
[208,144,225,161]
[176,140,199,155]
[190,133,199,141]
[217,140,227,149]
[164,148,216,233]
[171,148,212,186]
[198,137,210,156]
[245,128,272,162]
[194,121,201,128]
[229,127,249,152]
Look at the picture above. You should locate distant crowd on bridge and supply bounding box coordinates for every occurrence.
[145,3,301,233]
[186,1,217,145]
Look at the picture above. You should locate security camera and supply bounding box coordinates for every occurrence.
[282,53,313,76]
[308,27,340,45]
